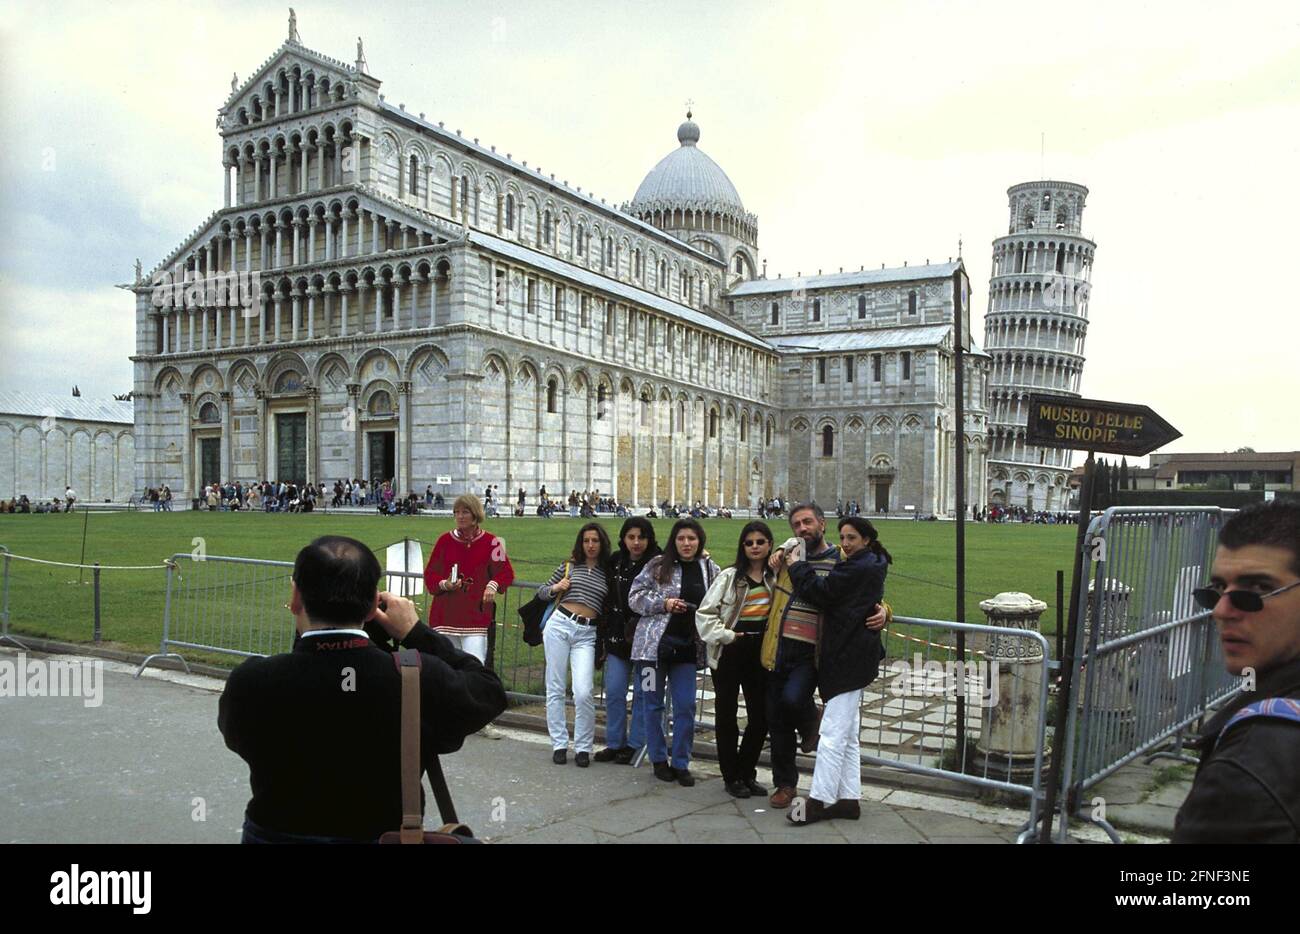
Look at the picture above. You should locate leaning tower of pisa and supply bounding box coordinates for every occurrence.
[984,181,1096,511]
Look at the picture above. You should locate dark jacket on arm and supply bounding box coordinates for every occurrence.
[788,549,888,702]
[218,622,506,841]
[1171,656,1300,844]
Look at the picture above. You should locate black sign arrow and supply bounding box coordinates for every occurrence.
[1025,393,1181,456]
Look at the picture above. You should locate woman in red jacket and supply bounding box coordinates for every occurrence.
[424,493,515,663]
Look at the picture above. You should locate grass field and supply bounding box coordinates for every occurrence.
[0,510,1078,674]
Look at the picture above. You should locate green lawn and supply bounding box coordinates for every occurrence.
[0,510,1077,684]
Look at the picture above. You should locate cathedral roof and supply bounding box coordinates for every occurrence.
[470,230,772,352]
[728,262,963,296]
[630,115,747,216]
[766,326,990,358]
[0,391,133,425]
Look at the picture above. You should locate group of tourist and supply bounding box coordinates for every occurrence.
[144,485,174,510]
[978,504,1073,524]
[654,501,734,519]
[4,487,78,513]
[417,493,892,825]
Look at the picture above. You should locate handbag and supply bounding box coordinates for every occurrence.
[378,649,481,844]
[518,561,569,647]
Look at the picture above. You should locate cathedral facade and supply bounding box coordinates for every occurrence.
[129,25,991,514]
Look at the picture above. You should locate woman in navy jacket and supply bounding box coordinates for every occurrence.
[783,516,890,825]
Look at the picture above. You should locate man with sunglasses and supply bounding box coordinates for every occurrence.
[1172,501,1300,843]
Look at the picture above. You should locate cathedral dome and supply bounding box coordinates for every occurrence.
[630,114,746,215]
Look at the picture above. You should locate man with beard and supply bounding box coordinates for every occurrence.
[762,502,888,808]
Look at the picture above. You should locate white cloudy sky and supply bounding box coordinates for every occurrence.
[1,0,1297,462]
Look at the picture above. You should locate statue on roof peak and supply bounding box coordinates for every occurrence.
[288,8,301,44]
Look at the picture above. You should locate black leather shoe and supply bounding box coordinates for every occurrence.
[675,768,696,787]
[552,749,567,765]
[744,779,768,796]
[592,747,618,762]
[826,799,861,820]
[613,746,636,765]
[725,779,751,798]
[575,752,590,768]
[653,761,675,782]
[787,797,828,826]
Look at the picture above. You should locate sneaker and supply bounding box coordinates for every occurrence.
[675,768,696,787]
[826,799,861,820]
[613,746,637,765]
[652,761,676,782]
[769,786,797,809]
[478,723,504,740]
[575,752,590,768]
[552,749,567,765]
[592,747,619,762]
[725,779,752,798]
[787,796,828,826]
[744,779,768,797]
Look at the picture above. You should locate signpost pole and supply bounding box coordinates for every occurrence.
[1038,449,1095,843]
[952,268,967,761]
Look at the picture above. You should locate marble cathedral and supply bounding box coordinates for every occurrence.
[129,19,994,513]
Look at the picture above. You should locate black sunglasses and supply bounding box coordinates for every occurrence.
[743,538,769,547]
[1192,580,1300,612]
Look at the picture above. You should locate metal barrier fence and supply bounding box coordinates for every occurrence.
[864,616,1051,839]
[0,545,21,650]
[136,553,559,699]
[1056,507,1240,842]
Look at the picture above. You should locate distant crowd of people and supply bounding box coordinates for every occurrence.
[977,504,1073,524]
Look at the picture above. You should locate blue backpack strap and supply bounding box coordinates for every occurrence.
[1222,697,1300,735]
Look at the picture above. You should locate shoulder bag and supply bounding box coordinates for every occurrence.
[378,649,481,844]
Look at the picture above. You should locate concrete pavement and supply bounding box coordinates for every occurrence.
[0,648,1159,843]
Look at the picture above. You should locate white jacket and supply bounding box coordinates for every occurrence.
[695,566,775,669]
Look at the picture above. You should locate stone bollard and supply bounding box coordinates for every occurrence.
[974,592,1048,781]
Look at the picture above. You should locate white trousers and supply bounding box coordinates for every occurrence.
[809,689,863,805]
[444,633,488,665]
[543,611,597,752]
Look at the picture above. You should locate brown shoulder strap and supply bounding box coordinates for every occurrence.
[395,649,423,844]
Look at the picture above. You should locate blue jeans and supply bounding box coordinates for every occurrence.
[641,661,697,769]
[767,640,819,788]
[603,653,646,750]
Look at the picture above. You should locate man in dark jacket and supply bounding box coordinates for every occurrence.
[218,535,507,843]
[1172,502,1300,843]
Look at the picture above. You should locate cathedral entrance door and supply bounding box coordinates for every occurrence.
[367,431,396,485]
[874,479,890,513]
[276,413,307,484]
[199,438,221,489]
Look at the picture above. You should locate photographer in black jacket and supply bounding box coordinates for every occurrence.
[218,535,507,843]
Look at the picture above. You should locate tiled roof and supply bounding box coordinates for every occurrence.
[0,391,133,425]
[728,262,962,296]
[469,230,772,351]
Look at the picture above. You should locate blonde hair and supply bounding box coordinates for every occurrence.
[452,493,486,524]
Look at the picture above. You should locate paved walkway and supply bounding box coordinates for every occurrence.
[0,648,1159,844]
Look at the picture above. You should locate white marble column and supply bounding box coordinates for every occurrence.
[339,285,350,337]
[307,218,317,264]
[291,289,302,342]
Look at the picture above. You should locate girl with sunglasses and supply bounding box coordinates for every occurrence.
[695,521,777,798]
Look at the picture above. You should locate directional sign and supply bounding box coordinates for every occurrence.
[1025,393,1181,456]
